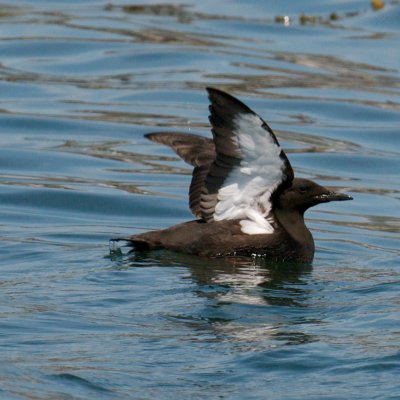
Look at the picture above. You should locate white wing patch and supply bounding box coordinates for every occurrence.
[213,113,285,235]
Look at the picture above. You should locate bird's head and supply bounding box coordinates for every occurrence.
[277,178,353,215]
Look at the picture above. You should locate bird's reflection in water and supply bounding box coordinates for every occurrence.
[122,250,312,304]
[117,250,317,348]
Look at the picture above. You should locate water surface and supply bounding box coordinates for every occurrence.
[0,1,399,399]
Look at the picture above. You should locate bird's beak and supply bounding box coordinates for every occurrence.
[316,191,353,203]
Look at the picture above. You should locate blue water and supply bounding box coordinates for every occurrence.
[0,1,399,399]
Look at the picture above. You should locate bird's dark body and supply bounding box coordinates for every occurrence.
[128,218,313,262]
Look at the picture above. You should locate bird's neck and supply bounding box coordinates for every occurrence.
[275,208,314,250]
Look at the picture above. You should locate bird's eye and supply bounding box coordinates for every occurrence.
[299,185,308,193]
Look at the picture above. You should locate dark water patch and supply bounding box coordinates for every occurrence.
[50,373,113,394]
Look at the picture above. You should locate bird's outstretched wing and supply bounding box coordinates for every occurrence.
[146,88,294,234]
[201,88,294,234]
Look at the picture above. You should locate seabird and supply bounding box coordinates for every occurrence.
[120,88,352,263]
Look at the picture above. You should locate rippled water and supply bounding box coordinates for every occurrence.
[0,1,399,399]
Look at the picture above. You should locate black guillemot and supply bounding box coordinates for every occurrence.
[118,88,352,263]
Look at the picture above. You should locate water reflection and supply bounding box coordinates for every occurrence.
[124,250,312,305]
[119,251,316,347]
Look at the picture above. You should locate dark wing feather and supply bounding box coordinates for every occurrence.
[145,132,215,167]
[145,132,216,217]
